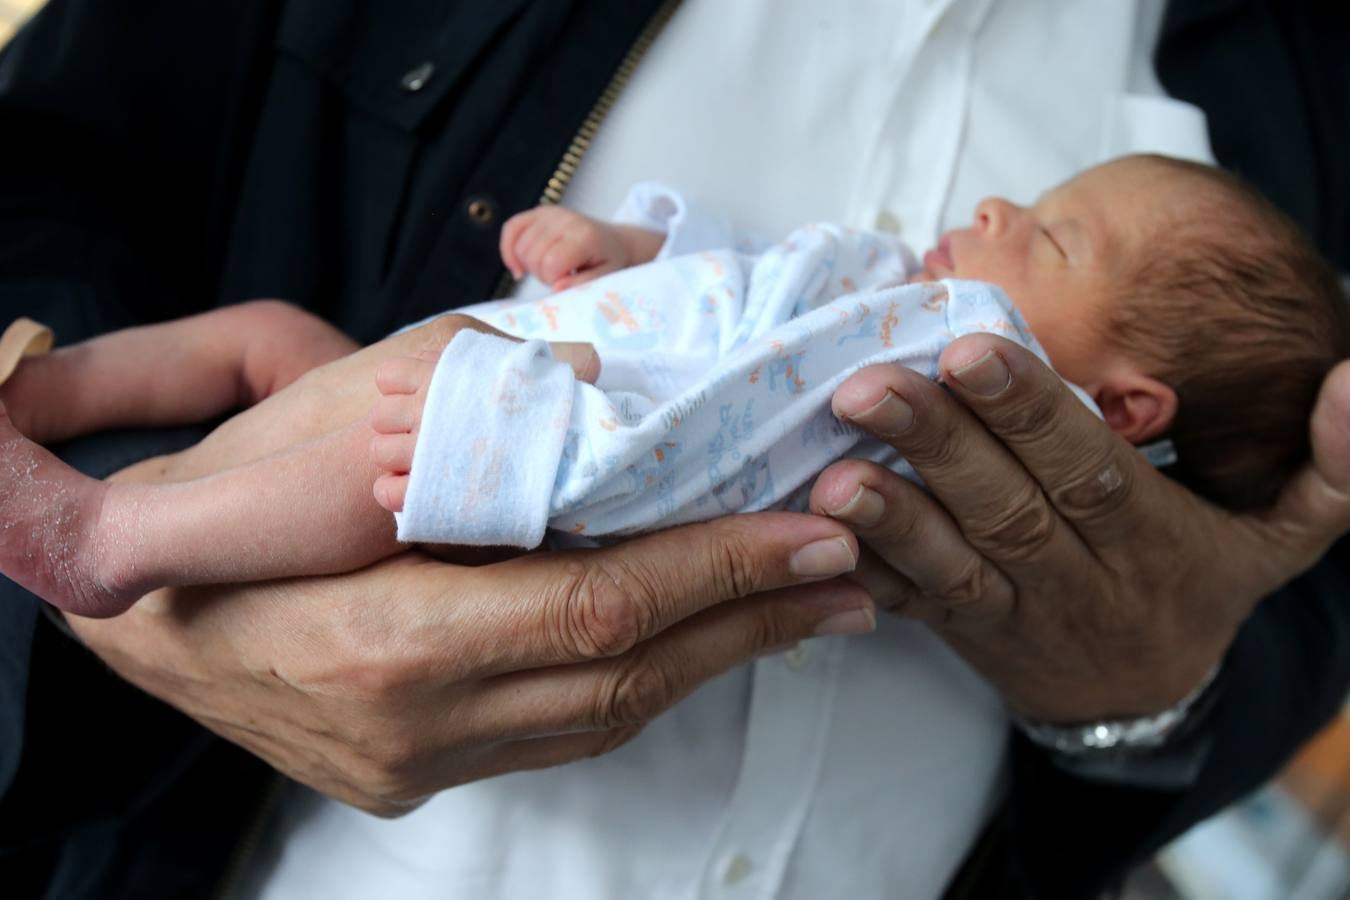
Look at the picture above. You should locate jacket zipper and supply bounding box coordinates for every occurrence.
[212,3,682,895]
[210,771,286,900]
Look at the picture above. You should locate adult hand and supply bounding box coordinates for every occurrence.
[69,513,873,815]
[811,334,1350,723]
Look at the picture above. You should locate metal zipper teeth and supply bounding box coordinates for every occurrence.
[539,0,682,206]
[210,771,286,900]
[492,0,682,298]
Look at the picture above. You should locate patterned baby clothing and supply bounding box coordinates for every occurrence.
[396,185,1074,546]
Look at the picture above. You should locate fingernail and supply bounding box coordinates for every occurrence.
[949,350,1010,396]
[846,390,913,437]
[551,342,601,382]
[814,606,876,637]
[789,537,857,578]
[826,485,886,527]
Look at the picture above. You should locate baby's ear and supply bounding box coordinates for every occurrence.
[1092,373,1177,445]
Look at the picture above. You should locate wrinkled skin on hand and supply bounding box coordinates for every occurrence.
[71,516,872,816]
[812,334,1350,723]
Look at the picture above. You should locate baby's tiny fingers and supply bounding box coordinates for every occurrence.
[565,262,620,289]
[499,211,538,278]
[536,235,586,286]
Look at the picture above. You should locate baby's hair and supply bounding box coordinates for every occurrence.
[1102,154,1349,510]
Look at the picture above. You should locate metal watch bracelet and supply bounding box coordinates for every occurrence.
[1011,664,1223,757]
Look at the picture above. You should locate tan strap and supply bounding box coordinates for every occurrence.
[0,318,54,387]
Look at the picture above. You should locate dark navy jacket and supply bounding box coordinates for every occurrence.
[0,2,1347,897]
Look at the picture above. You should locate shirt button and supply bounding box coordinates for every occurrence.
[873,209,903,235]
[721,852,753,885]
[400,61,435,93]
[784,643,809,670]
[466,196,498,227]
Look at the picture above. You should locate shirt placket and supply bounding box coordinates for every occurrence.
[851,0,995,248]
[694,637,846,900]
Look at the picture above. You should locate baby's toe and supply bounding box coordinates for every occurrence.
[370,432,417,474]
[373,473,409,513]
[370,393,420,435]
[375,352,439,396]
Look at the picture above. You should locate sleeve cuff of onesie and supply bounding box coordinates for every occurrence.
[612,182,740,260]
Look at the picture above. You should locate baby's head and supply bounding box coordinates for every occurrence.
[924,154,1348,509]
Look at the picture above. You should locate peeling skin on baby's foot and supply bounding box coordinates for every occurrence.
[0,405,144,618]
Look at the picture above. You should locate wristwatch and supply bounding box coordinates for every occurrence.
[1011,664,1225,789]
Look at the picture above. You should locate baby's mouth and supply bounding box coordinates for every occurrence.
[922,234,954,275]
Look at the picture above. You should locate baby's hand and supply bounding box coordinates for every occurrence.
[499,207,651,292]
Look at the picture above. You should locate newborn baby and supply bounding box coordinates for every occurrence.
[0,154,1343,618]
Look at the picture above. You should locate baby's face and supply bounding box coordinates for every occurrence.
[923,158,1158,384]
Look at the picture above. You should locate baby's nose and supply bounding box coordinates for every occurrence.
[974,197,1017,236]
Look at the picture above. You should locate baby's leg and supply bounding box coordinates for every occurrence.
[0,315,513,616]
[144,314,518,481]
[1,300,357,444]
[0,404,396,618]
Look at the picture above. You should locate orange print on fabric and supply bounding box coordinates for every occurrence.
[598,292,642,333]
[921,287,949,314]
[536,301,560,331]
[880,303,900,348]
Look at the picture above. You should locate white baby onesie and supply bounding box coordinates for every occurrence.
[396,185,1067,547]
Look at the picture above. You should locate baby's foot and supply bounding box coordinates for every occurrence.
[0,400,143,617]
[369,351,440,513]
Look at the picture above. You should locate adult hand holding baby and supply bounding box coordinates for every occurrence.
[813,335,1350,724]
[69,514,871,816]
[43,304,873,815]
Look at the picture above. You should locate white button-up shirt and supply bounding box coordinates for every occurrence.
[240,1,1214,898]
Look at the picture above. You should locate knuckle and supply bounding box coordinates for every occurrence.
[585,724,644,760]
[703,523,766,599]
[741,605,793,652]
[996,390,1064,445]
[932,557,995,611]
[598,656,680,726]
[875,490,926,544]
[554,560,650,660]
[539,250,570,281]
[1051,453,1137,521]
[320,625,428,705]
[340,729,425,802]
[899,415,968,472]
[964,486,1058,562]
[361,798,422,820]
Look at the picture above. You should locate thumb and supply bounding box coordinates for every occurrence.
[1260,359,1350,574]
